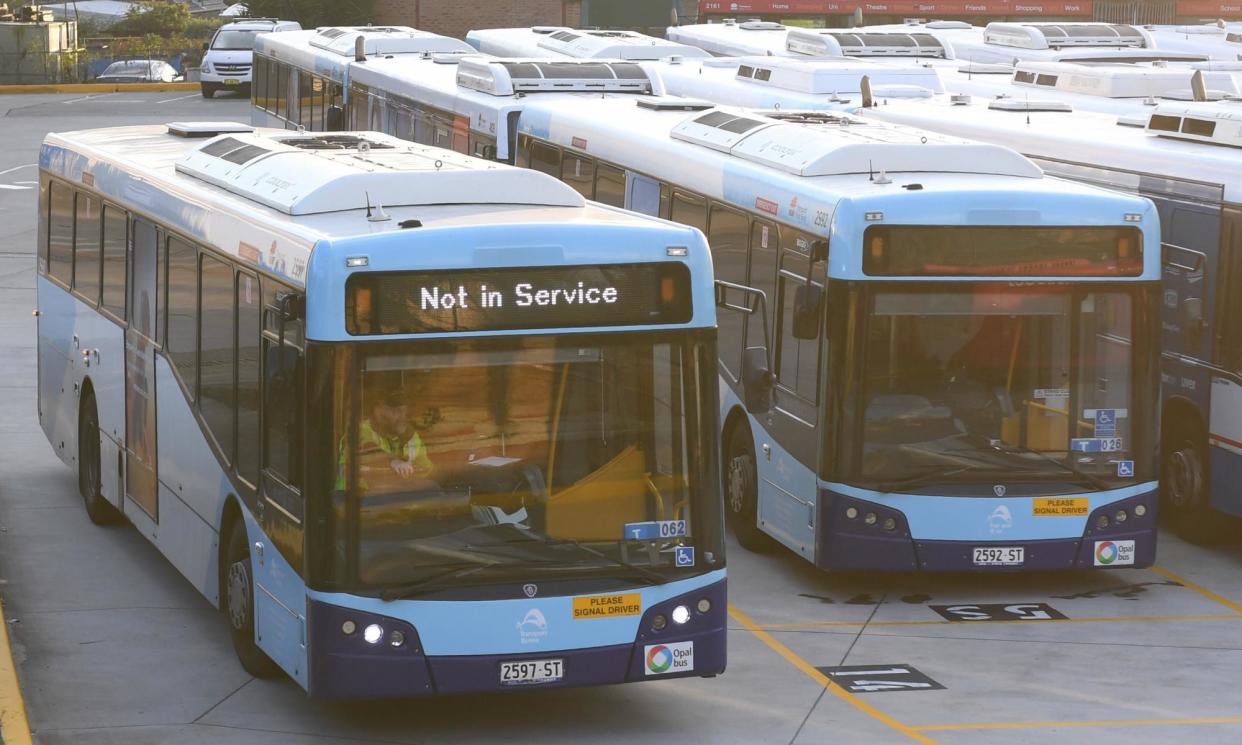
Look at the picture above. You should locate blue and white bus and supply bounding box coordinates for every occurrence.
[36,123,725,696]
[851,95,1242,543]
[509,98,1164,571]
[250,25,473,132]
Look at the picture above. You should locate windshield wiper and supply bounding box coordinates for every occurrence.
[499,531,668,585]
[874,465,979,492]
[987,443,1112,490]
[379,562,493,601]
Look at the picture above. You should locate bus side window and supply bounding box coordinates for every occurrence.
[284,68,297,126]
[166,237,198,399]
[669,190,707,235]
[561,152,596,199]
[393,101,413,141]
[1220,208,1242,371]
[263,284,303,488]
[73,193,101,305]
[299,72,314,131]
[775,250,821,403]
[101,205,126,319]
[200,253,236,462]
[709,204,749,381]
[237,272,261,487]
[528,140,561,179]
[747,221,779,357]
[155,229,166,346]
[516,134,532,168]
[47,182,74,285]
[253,56,267,111]
[593,163,625,208]
[349,84,368,130]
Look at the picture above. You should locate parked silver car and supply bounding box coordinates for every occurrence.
[95,59,183,83]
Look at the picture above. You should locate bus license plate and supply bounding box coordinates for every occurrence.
[973,547,1024,566]
[499,658,563,686]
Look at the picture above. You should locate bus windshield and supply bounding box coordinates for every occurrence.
[332,333,712,589]
[856,285,1138,490]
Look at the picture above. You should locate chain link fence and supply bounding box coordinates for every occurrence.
[0,44,203,84]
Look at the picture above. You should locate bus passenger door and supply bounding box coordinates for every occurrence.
[759,249,822,560]
[253,288,308,685]
[124,218,159,525]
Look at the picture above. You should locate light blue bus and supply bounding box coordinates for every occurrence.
[36,123,725,696]
[511,97,1165,571]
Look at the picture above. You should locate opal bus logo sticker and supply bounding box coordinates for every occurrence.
[517,608,548,644]
[1094,540,1136,566]
[644,641,694,676]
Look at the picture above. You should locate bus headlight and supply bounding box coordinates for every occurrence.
[845,507,859,520]
[1134,504,1147,517]
[1097,515,1110,529]
[341,620,357,635]
[1115,510,1128,524]
[671,605,691,625]
[882,518,897,532]
[652,614,668,631]
[389,630,405,647]
[697,598,712,614]
[363,623,384,644]
[864,512,877,526]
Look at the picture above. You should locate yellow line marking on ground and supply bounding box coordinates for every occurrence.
[1152,565,1242,614]
[0,594,34,745]
[914,716,1242,732]
[729,604,940,745]
[758,612,1242,630]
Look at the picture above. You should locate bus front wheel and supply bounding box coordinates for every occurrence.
[725,425,772,552]
[224,521,280,678]
[78,392,117,525]
[1163,424,1228,544]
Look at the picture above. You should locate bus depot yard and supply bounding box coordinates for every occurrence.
[3,92,1242,745]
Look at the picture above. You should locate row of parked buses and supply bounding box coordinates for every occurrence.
[31,18,1216,700]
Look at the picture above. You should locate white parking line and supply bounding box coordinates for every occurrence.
[0,165,35,177]
[61,93,111,104]
[157,93,199,104]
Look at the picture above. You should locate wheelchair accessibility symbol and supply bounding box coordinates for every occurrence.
[1116,460,1135,478]
[674,546,695,568]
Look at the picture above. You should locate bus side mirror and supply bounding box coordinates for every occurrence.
[741,347,773,415]
[792,284,822,340]
[326,105,345,131]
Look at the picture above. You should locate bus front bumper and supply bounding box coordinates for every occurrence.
[305,579,727,698]
[815,487,1158,571]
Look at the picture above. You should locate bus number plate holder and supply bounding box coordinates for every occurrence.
[499,658,564,686]
[972,547,1024,566]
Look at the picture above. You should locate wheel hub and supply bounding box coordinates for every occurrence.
[227,560,250,631]
[727,456,751,514]
[1168,446,1203,509]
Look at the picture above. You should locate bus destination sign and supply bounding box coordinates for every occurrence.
[347,263,693,335]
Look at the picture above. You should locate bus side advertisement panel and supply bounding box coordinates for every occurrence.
[698,0,1093,13]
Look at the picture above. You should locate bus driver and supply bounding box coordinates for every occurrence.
[338,377,435,494]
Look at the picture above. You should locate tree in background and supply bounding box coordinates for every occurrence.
[241,0,377,27]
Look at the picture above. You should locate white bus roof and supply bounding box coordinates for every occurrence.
[857,95,1242,203]
[465,26,709,60]
[1141,23,1242,61]
[657,56,943,108]
[40,125,624,285]
[255,26,473,80]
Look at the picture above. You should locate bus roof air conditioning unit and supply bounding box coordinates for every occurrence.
[457,59,652,96]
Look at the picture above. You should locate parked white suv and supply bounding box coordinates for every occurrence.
[200,18,300,98]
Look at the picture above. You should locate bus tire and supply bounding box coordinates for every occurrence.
[1162,421,1228,545]
[725,424,772,552]
[78,392,117,525]
[224,520,281,678]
